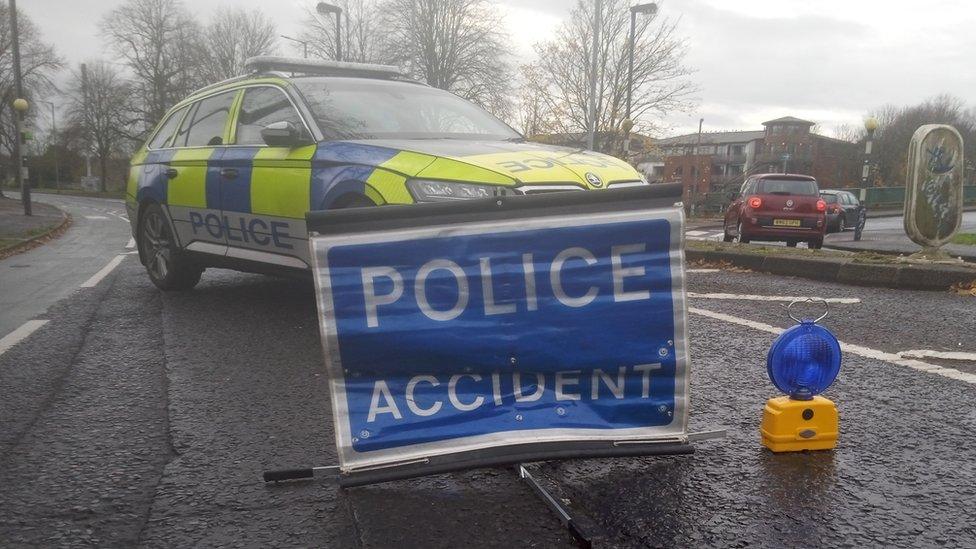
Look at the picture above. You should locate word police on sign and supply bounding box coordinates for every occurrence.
[308,187,691,483]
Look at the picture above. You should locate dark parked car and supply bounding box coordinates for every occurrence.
[820,190,866,233]
[724,174,827,248]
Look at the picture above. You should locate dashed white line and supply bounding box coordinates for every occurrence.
[898,349,976,362]
[687,293,861,304]
[84,215,109,220]
[686,230,710,236]
[688,307,976,385]
[80,255,126,288]
[0,320,49,357]
[686,268,721,273]
[126,237,136,249]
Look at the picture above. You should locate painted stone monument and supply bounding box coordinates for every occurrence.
[903,124,965,255]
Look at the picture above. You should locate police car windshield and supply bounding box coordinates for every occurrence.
[295,78,520,141]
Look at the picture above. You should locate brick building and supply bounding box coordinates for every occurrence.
[650,116,860,196]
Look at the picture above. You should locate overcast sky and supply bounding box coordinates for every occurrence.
[20,0,976,138]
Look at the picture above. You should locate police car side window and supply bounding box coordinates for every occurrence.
[177,91,237,148]
[236,87,303,146]
[147,106,188,149]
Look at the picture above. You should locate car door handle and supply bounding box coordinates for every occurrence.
[164,168,178,179]
[220,168,239,179]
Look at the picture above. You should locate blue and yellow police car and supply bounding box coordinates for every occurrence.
[127,56,650,290]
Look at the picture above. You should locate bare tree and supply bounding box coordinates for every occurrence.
[0,3,62,183]
[866,95,976,186]
[521,0,695,153]
[65,61,134,191]
[378,0,513,116]
[298,0,386,63]
[100,0,205,134]
[201,6,277,81]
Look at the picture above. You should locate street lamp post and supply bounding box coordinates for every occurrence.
[862,117,878,187]
[39,100,60,191]
[624,3,658,157]
[9,0,31,215]
[280,35,310,58]
[586,0,601,151]
[316,2,343,61]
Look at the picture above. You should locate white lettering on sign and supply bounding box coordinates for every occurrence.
[416,259,469,321]
[362,267,404,328]
[611,244,651,302]
[364,364,664,423]
[551,247,598,308]
[359,244,655,328]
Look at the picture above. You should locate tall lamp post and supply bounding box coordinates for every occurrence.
[39,100,60,191]
[623,2,658,158]
[316,2,343,61]
[862,117,878,186]
[586,0,602,151]
[9,0,31,215]
[280,35,310,58]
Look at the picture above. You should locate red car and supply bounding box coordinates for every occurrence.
[723,174,826,248]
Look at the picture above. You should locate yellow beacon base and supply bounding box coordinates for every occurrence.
[760,395,838,452]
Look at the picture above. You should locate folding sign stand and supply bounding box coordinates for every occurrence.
[263,183,726,546]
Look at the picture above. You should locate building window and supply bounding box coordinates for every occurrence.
[729,164,744,175]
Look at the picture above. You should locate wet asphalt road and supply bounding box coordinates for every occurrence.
[2,231,976,546]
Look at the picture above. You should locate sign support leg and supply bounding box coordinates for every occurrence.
[515,463,593,549]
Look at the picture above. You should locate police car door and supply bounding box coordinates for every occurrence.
[167,90,238,254]
[224,86,314,269]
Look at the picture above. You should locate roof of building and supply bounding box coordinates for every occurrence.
[762,116,815,126]
[655,130,765,146]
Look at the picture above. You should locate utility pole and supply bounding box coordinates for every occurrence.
[624,3,657,158]
[586,0,602,151]
[9,0,31,215]
[40,100,59,191]
[80,63,93,182]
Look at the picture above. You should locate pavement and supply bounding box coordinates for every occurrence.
[0,192,133,339]
[1,193,976,547]
[0,196,65,250]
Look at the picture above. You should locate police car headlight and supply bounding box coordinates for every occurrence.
[407,179,494,202]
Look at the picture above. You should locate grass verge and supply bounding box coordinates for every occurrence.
[951,233,976,246]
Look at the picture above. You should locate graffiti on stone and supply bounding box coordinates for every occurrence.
[904,125,964,248]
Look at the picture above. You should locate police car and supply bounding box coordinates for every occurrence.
[126,56,649,290]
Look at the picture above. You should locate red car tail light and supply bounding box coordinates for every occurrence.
[816,199,827,212]
[748,197,763,209]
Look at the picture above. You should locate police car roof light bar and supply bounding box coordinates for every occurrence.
[244,56,403,79]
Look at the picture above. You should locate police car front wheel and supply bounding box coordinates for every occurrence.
[139,203,202,291]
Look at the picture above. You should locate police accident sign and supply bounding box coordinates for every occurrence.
[310,205,690,473]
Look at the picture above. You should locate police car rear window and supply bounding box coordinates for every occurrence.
[295,78,519,141]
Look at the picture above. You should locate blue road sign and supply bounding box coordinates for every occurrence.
[311,208,690,473]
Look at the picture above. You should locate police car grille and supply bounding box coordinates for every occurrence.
[514,185,585,195]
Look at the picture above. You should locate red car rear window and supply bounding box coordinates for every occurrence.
[756,179,819,196]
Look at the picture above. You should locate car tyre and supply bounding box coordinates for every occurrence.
[736,222,750,244]
[139,203,202,291]
[808,238,824,250]
[786,240,798,247]
[838,217,846,232]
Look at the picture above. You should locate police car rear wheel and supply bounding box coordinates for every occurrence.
[139,204,201,291]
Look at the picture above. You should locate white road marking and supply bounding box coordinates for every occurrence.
[686,230,709,236]
[898,350,976,362]
[687,293,860,304]
[0,320,49,357]
[84,215,109,220]
[688,307,976,385]
[80,255,126,288]
[126,237,136,249]
[687,268,721,273]
[685,231,724,241]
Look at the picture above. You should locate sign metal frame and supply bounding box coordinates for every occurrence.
[307,184,696,487]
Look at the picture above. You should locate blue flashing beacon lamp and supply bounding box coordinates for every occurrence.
[760,302,841,452]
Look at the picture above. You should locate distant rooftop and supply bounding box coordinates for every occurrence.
[655,130,766,146]
[762,116,815,126]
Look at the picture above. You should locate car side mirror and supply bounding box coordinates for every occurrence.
[261,121,311,148]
